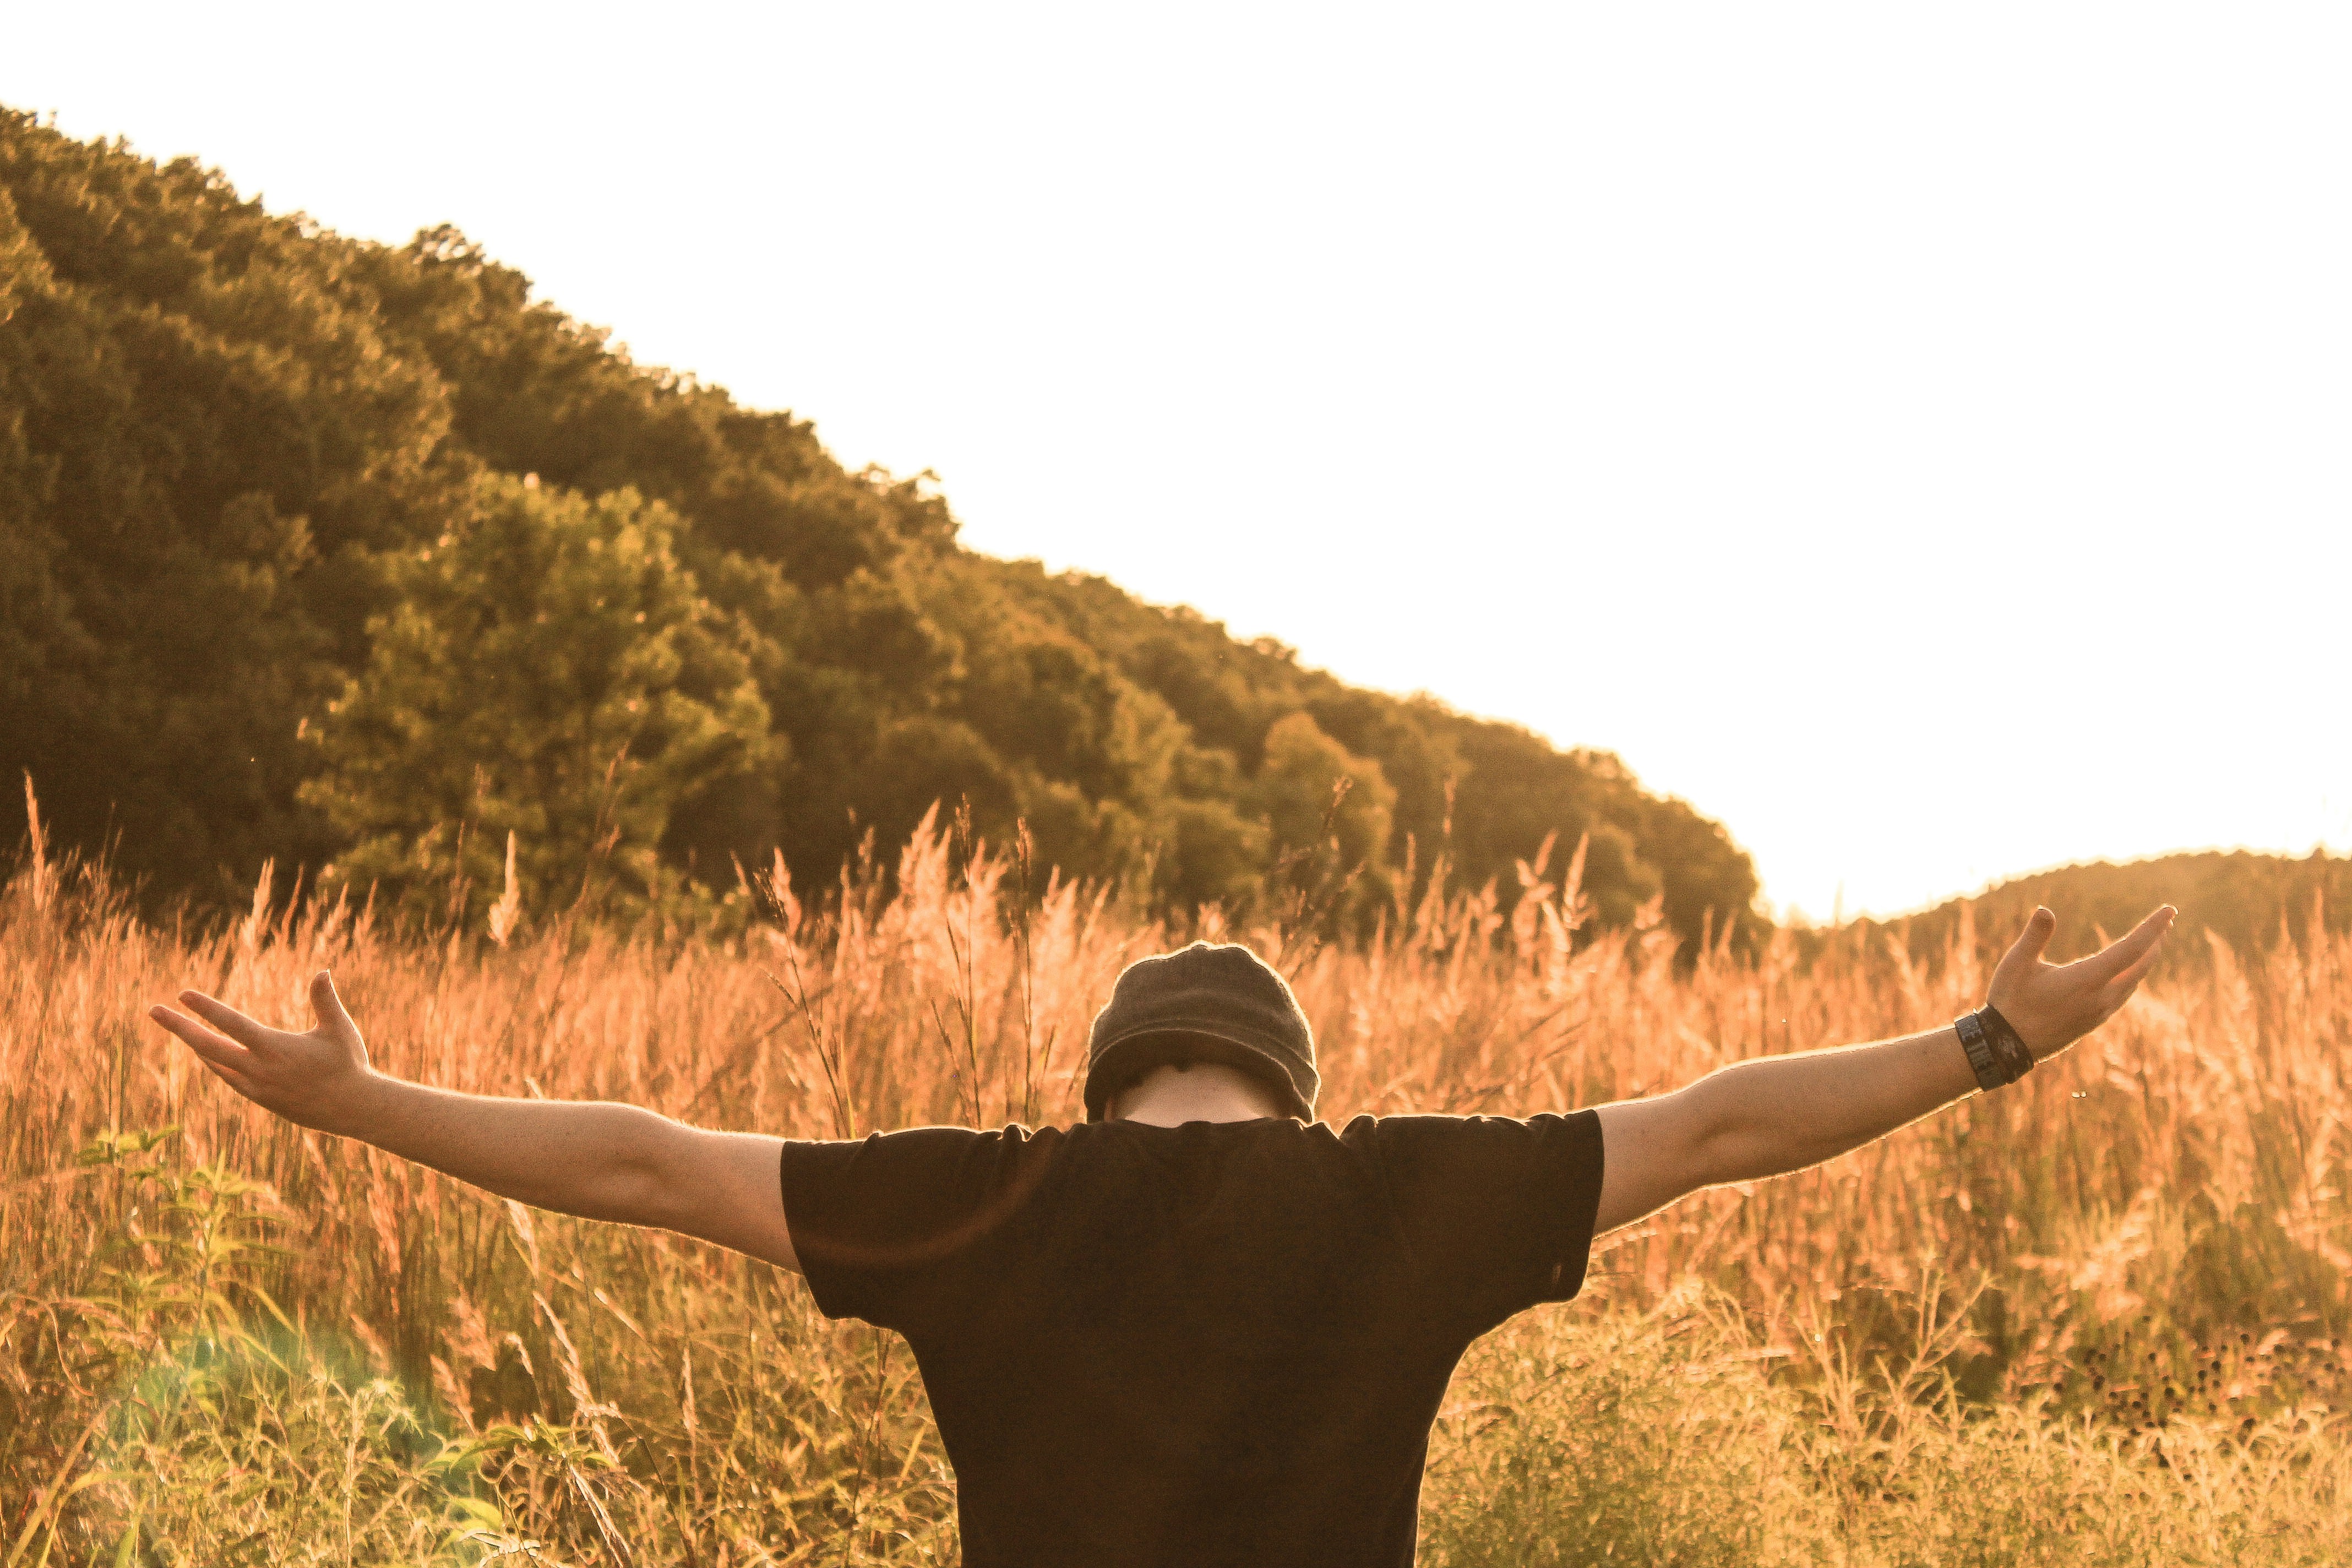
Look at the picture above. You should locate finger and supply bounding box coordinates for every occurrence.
[149,1003,258,1070]
[2001,906,2057,971]
[311,970,357,1039]
[178,990,277,1049]
[2104,930,2170,996]
[195,1057,259,1099]
[2080,906,2176,984]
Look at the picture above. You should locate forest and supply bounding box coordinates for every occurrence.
[0,108,1758,943]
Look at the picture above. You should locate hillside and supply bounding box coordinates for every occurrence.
[0,109,1758,939]
[1851,847,2352,966]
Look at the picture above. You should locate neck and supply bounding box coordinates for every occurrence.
[1111,1061,1288,1126]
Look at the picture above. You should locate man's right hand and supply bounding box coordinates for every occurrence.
[147,971,802,1272]
[150,970,381,1135]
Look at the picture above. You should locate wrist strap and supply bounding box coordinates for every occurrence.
[1956,1005,2035,1090]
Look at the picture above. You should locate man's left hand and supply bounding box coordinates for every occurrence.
[1986,904,2175,1059]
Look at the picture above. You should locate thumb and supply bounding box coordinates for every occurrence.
[311,970,358,1039]
[2002,906,2057,972]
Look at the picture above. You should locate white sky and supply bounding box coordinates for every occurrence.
[7,3,2348,920]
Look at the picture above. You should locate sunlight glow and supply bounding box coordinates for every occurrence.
[8,2,2346,918]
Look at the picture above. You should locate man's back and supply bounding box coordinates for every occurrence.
[780,1111,1605,1567]
[152,914,2174,1562]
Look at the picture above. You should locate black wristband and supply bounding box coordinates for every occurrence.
[1979,1004,2036,1080]
[1956,1006,2034,1090]
[1955,1011,2001,1089]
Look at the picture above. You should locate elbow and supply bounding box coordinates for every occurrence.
[1681,1068,1779,1188]
[613,1108,694,1227]
[549,1104,688,1228]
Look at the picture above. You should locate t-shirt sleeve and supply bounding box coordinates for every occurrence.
[777,1124,1056,1335]
[1363,1110,1606,1337]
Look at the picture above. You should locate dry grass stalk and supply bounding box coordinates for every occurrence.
[3,810,2348,1561]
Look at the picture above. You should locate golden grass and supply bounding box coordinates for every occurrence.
[4,813,2349,1563]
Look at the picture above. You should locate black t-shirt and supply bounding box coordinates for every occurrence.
[777,1110,1604,1567]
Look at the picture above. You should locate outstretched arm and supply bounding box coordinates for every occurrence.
[1590,904,2175,1235]
[149,974,800,1272]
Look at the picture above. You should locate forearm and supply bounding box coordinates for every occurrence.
[324,1071,687,1225]
[1591,903,2174,1235]
[1686,1025,1979,1185]
[153,975,801,1265]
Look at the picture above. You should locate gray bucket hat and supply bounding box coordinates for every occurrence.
[1081,941,1318,1121]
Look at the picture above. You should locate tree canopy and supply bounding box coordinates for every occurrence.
[298,475,775,925]
[0,108,1762,944]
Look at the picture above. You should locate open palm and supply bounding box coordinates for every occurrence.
[1986,904,2175,1060]
[148,971,375,1133]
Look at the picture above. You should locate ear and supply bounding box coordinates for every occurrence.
[1103,1068,1146,1120]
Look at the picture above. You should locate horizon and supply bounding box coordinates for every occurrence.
[7,3,2347,921]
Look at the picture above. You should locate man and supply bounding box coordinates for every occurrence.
[150,901,2173,1566]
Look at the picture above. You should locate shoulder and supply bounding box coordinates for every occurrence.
[779,1121,1068,1193]
[790,1121,1068,1154]
[1339,1110,1603,1185]
[1338,1109,1598,1145]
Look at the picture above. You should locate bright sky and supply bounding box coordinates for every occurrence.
[8,3,2348,920]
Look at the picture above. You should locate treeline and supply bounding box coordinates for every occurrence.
[1862,848,2352,968]
[0,108,1760,941]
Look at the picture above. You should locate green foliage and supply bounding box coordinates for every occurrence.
[12,1128,606,1566]
[298,473,774,928]
[1252,711,1398,920]
[25,1134,2350,1565]
[1861,847,2352,967]
[71,1125,299,1350]
[0,125,442,907]
[1422,1298,1810,1567]
[0,107,1762,944]
[1420,1287,2352,1568]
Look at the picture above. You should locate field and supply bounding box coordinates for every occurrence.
[5,816,2350,1565]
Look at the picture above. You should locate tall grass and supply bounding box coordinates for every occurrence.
[4,809,2348,1563]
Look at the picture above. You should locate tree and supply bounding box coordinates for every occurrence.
[298,476,773,928]
[1251,712,1398,923]
[1,109,1766,947]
